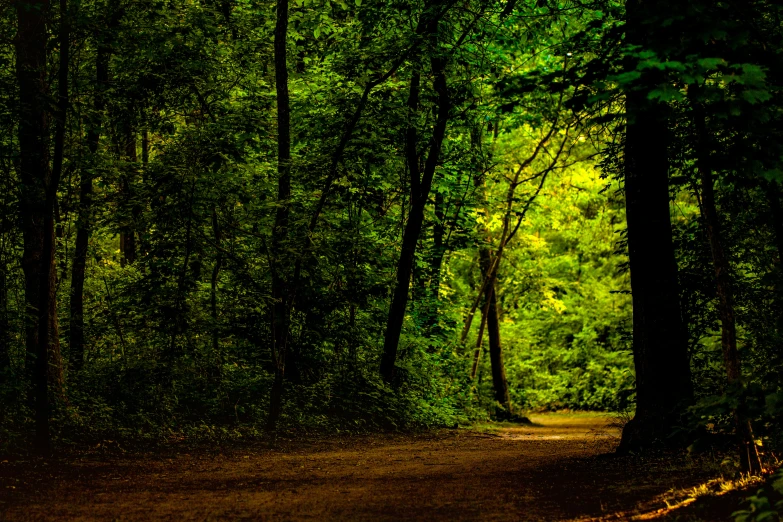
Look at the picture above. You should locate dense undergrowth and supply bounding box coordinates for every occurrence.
[0,3,782,495]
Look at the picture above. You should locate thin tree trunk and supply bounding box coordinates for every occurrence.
[470,298,488,380]
[169,182,196,358]
[459,114,564,346]
[210,208,223,373]
[268,0,291,430]
[486,279,511,413]
[380,55,450,383]
[478,245,511,413]
[380,68,420,380]
[264,2,459,390]
[618,0,693,453]
[423,190,446,336]
[70,22,110,373]
[43,0,69,404]
[694,106,761,474]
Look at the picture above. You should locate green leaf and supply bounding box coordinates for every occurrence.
[613,71,641,85]
[696,57,725,70]
[648,85,684,102]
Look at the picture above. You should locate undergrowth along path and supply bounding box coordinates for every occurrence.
[0,413,731,521]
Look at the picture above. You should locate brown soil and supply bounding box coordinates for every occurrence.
[0,413,740,521]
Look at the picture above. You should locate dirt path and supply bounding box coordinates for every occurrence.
[0,414,726,521]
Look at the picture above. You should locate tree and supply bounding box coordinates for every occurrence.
[268,0,292,430]
[380,52,451,383]
[70,1,119,374]
[15,0,69,453]
[617,0,693,452]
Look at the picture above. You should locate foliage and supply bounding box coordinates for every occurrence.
[1,0,783,481]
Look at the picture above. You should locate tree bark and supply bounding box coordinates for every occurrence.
[268,0,291,430]
[16,0,54,452]
[16,0,69,452]
[380,55,450,383]
[617,0,693,453]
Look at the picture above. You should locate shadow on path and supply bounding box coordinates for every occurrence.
[0,413,726,521]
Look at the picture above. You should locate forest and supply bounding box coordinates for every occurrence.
[1,0,783,520]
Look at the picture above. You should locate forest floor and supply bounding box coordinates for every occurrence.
[0,412,753,521]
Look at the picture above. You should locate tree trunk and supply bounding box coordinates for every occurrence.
[16,0,55,452]
[210,208,223,379]
[16,0,69,452]
[694,107,762,474]
[70,23,110,374]
[380,55,450,383]
[485,276,511,414]
[618,0,692,454]
[470,275,490,381]
[44,0,69,405]
[268,0,291,430]
[423,190,446,336]
[477,245,511,413]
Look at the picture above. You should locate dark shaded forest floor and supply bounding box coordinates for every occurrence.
[0,413,753,521]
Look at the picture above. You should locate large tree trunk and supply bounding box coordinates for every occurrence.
[380,56,450,383]
[618,0,693,453]
[70,24,111,374]
[267,0,291,430]
[17,0,69,452]
[17,0,52,451]
[694,107,761,474]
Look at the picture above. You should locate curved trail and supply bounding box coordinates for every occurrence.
[0,414,719,521]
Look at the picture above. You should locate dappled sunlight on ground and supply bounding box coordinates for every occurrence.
[495,413,621,441]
